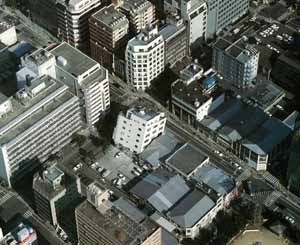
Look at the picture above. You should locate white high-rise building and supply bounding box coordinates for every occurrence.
[17,43,110,127]
[126,26,165,90]
[0,76,82,187]
[113,106,166,153]
[180,0,207,45]
[57,0,102,52]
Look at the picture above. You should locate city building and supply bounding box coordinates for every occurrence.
[76,183,161,245]
[171,63,225,127]
[50,43,110,126]
[28,0,58,35]
[89,4,129,71]
[0,75,82,187]
[180,0,207,46]
[113,106,166,154]
[0,22,17,47]
[212,37,259,88]
[130,169,222,239]
[159,15,188,67]
[56,0,102,53]
[206,0,249,38]
[126,25,165,90]
[119,0,156,34]
[0,223,37,245]
[33,162,81,227]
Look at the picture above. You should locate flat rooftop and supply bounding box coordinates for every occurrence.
[26,48,54,66]
[92,5,128,30]
[0,75,76,145]
[77,200,157,244]
[0,21,13,33]
[126,106,164,122]
[166,143,208,176]
[121,0,152,14]
[50,42,98,78]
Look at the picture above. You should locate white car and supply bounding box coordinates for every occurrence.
[97,166,104,173]
[118,173,124,178]
[114,152,121,158]
[102,169,111,178]
[219,153,224,157]
[91,163,97,169]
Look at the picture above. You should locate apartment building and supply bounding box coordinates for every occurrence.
[180,0,207,45]
[0,75,82,187]
[206,0,249,38]
[56,0,102,53]
[126,25,165,90]
[212,37,259,88]
[119,0,156,34]
[89,4,129,71]
[76,183,162,245]
[0,223,37,245]
[113,106,166,154]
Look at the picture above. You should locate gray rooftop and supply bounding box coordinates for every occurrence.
[130,169,190,213]
[166,143,208,176]
[121,0,153,15]
[127,106,164,122]
[26,48,55,66]
[193,164,235,195]
[141,131,183,167]
[113,197,145,224]
[50,42,98,78]
[76,200,157,245]
[92,5,128,30]
[242,117,292,155]
[0,75,76,145]
[168,189,215,228]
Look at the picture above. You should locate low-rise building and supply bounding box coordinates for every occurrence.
[171,63,225,127]
[113,106,166,154]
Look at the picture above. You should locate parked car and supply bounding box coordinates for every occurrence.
[114,152,121,158]
[102,169,111,178]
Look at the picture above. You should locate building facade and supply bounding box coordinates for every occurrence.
[206,0,249,38]
[0,76,82,186]
[212,37,259,88]
[0,223,37,245]
[56,0,102,53]
[126,26,165,90]
[113,106,166,154]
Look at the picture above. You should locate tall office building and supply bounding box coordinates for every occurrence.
[56,0,102,53]
[119,0,156,34]
[17,43,110,127]
[212,37,259,88]
[0,75,82,187]
[206,0,249,38]
[76,183,162,245]
[180,0,207,46]
[126,25,164,90]
[113,106,166,154]
[51,42,111,126]
[28,0,58,35]
[33,162,81,237]
[89,4,129,71]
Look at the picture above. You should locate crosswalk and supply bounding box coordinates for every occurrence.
[252,191,273,204]
[264,191,282,207]
[0,192,12,206]
[23,210,32,219]
[262,172,281,188]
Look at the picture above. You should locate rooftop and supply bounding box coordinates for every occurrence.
[242,117,292,155]
[0,75,76,145]
[121,0,153,15]
[192,164,235,195]
[50,42,99,78]
[92,5,128,30]
[77,200,158,245]
[130,169,190,213]
[168,189,215,228]
[166,143,208,176]
[26,48,54,66]
[126,106,164,122]
[0,21,13,34]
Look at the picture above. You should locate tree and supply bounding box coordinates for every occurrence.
[71,133,86,147]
